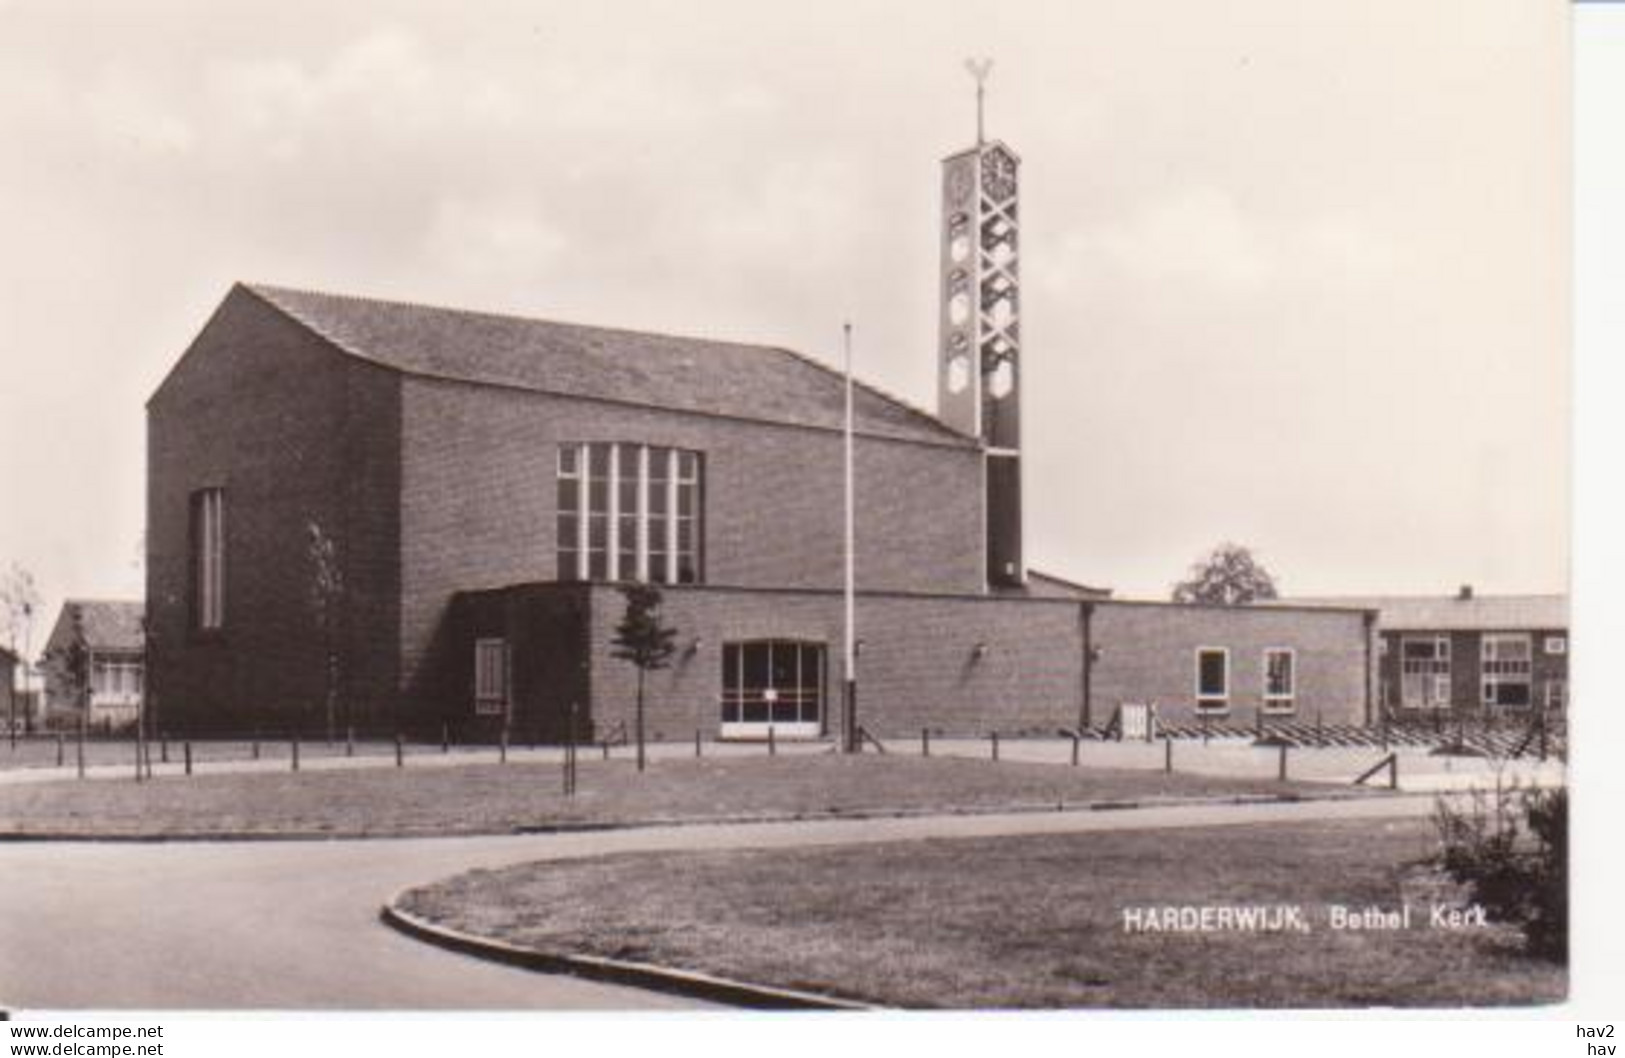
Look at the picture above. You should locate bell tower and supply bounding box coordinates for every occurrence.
[938,60,1024,589]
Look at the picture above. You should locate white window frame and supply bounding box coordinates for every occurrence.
[558,443,702,585]
[474,637,509,717]
[1481,633,1533,708]
[1262,647,1296,714]
[1544,635,1567,655]
[1195,647,1230,712]
[1399,634,1451,709]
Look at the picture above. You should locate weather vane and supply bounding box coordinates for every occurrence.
[964,57,993,145]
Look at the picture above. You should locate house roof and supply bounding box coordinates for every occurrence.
[1286,594,1567,632]
[243,284,974,449]
[42,600,145,655]
[1022,569,1114,600]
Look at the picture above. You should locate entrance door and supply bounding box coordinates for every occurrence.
[720,640,824,739]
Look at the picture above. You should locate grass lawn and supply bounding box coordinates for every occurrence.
[397,818,1566,1009]
[0,754,1364,836]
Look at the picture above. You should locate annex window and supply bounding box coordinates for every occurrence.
[1544,635,1567,655]
[720,639,825,738]
[474,638,509,716]
[92,659,143,700]
[1263,648,1295,713]
[1481,633,1532,708]
[1400,635,1450,709]
[1195,648,1229,710]
[191,488,225,631]
[556,443,703,585]
[1544,678,1566,711]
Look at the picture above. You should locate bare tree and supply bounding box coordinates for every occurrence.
[1171,542,1280,605]
[1,563,42,735]
[306,520,346,743]
[0,561,41,655]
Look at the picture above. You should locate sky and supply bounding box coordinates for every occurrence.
[0,0,1568,651]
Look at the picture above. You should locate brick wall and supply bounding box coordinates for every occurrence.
[481,587,1375,741]
[396,377,984,707]
[146,287,402,734]
[1087,601,1373,728]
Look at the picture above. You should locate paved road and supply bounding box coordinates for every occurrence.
[0,794,1444,1012]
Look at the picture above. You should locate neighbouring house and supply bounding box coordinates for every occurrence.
[145,126,1377,742]
[39,600,146,730]
[1293,587,1567,718]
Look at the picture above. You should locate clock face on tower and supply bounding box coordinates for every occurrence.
[981,147,1017,203]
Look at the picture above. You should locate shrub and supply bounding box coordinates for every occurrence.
[1432,784,1567,961]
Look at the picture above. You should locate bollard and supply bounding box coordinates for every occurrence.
[442,722,450,755]
[602,741,610,761]
[1389,754,1399,791]
[184,740,193,777]
[346,726,355,758]
[922,727,931,758]
[56,733,65,768]
[395,733,404,768]
[991,730,1000,762]
[252,729,261,761]
[1165,735,1173,773]
[768,725,776,757]
[500,726,509,765]
[292,732,301,772]
[695,728,703,759]
[1278,742,1288,782]
[160,734,169,764]
[76,724,85,779]
[1070,734,1080,767]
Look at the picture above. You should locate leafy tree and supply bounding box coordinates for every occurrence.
[610,583,677,773]
[306,520,346,742]
[1171,542,1279,605]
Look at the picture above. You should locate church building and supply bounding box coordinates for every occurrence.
[145,122,1376,742]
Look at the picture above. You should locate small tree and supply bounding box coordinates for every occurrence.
[306,520,346,743]
[1171,542,1280,605]
[610,583,677,773]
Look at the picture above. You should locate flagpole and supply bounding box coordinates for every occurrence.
[842,321,857,754]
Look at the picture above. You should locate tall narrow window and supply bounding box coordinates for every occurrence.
[474,637,509,716]
[676,451,702,584]
[557,443,702,585]
[191,488,225,631]
[647,446,670,582]
[1196,648,1229,710]
[586,445,610,580]
[1263,648,1295,713]
[556,447,581,580]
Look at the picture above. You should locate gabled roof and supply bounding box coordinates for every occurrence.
[42,600,145,656]
[1287,594,1567,632]
[242,284,973,449]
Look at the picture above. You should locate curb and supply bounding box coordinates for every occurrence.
[379,897,875,1011]
[0,787,1415,843]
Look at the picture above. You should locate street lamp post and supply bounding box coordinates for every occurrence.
[842,322,858,754]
